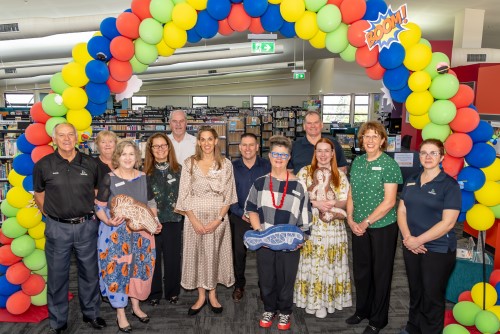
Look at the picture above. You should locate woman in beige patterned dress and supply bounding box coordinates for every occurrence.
[294,138,352,318]
[176,126,237,315]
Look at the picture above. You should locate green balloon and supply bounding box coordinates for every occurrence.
[1,217,28,239]
[172,0,185,4]
[23,249,46,271]
[475,310,500,334]
[11,234,36,258]
[453,301,481,326]
[130,56,149,74]
[134,38,159,66]
[33,264,48,276]
[490,203,500,219]
[443,324,470,334]
[1,200,20,218]
[429,74,460,100]
[139,18,164,45]
[31,285,47,306]
[50,72,70,95]
[428,100,457,125]
[45,117,68,137]
[305,0,327,12]
[325,23,349,54]
[423,52,450,79]
[421,122,451,142]
[317,4,342,33]
[340,44,357,62]
[42,93,68,117]
[150,0,174,23]
[419,38,432,48]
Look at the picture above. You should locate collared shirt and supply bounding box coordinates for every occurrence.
[168,132,197,166]
[288,135,348,174]
[33,149,101,219]
[147,163,183,223]
[230,156,271,218]
[400,170,461,253]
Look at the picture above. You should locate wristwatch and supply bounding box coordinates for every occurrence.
[365,218,371,226]
[217,215,225,222]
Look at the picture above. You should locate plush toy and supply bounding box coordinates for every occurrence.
[307,167,347,222]
[243,224,304,251]
[110,194,157,234]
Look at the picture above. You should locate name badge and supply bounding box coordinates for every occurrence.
[372,166,382,170]
[167,178,177,184]
[292,190,301,196]
[115,181,125,187]
[407,182,416,186]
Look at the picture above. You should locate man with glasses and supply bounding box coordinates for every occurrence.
[288,111,347,174]
[230,133,271,301]
[168,109,196,165]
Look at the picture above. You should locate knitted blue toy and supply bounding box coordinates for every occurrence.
[243,224,304,251]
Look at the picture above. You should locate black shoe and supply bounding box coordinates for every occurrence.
[83,316,107,329]
[149,299,160,306]
[345,313,365,325]
[232,287,244,302]
[116,318,132,333]
[363,325,381,334]
[47,324,67,334]
[207,299,223,314]
[187,300,207,316]
[131,310,150,323]
[168,296,179,304]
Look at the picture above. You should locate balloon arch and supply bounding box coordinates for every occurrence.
[1,0,500,330]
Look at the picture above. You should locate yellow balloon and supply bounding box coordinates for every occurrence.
[471,282,497,310]
[474,181,500,207]
[186,0,207,10]
[269,0,282,3]
[78,126,93,143]
[405,90,434,116]
[163,22,187,49]
[309,30,326,49]
[72,43,93,66]
[481,158,500,182]
[488,305,500,321]
[61,62,89,88]
[295,11,318,40]
[280,0,306,23]
[8,169,26,188]
[28,221,46,240]
[62,87,88,110]
[408,71,432,92]
[466,204,495,231]
[409,113,431,130]
[66,109,93,131]
[156,39,175,57]
[172,2,197,30]
[16,207,43,229]
[400,22,422,49]
[35,238,46,250]
[6,186,33,209]
[403,43,432,72]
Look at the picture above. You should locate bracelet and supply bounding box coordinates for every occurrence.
[217,215,225,222]
[365,219,371,226]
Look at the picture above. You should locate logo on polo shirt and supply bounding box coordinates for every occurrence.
[80,170,88,176]
[428,189,436,195]
[52,172,59,175]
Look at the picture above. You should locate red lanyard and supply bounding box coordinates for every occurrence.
[269,172,289,209]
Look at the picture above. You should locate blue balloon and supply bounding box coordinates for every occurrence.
[457,166,486,192]
[187,28,202,44]
[363,0,388,21]
[461,190,475,212]
[379,43,405,69]
[22,174,34,192]
[206,0,231,20]
[86,82,111,105]
[464,142,497,168]
[12,153,35,176]
[16,134,36,154]
[457,212,467,223]
[383,64,410,91]
[87,36,112,61]
[390,85,412,103]
[124,8,132,13]
[244,0,268,18]
[0,276,21,296]
[261,4,284,33]
[194,11,219,39]
[85,60,110,84]
[86,100,107,117]
[468,120,494,143]
[230,0,243,3]
[100,17,120,40]
[0,264,8,275]
[279,21,295,38]
[0,295,7,308]
[469,104,477,111]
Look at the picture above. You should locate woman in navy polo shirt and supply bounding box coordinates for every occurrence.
[397,138,461,334]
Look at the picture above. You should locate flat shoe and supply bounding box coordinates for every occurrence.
[345,314,365,325]
[168,296,179,304]
[116,319,132,333]
[188,300,207,316]
[149,299,160,306]
[208,299,223,314]
[131,310,150,323]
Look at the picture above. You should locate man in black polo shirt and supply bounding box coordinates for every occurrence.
[33,123,107,334]
[288,110,348,174]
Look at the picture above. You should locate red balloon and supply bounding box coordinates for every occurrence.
[22,274,46,296]
[355,45,378,68]
[327,0,344,5]
[365,61,385,80]
[458,290,473,302]
[249,17,265,34]
[116,12,141,39]
[131,0,152,20]
[340,0,367,24]
[348,20,370,47]
[30,102,51,124]
[106,76,128,94]
[108,58,133,82]
[110,36,135,61]
[444,133,473,158]
[449,107,480,133]
[0,229,13,245]
[0,245,22,266]
[449,84,475,109]
[25,123,51,146]
[6,291,31,315]
[228,3,251,32]
[490,269,500,287]
[218,19,234,36]
[6,262,31,285]
[31,145,54,164]
[442,154,465,177]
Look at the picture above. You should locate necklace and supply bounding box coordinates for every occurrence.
[155,161,170,171]
[269,172,289,209]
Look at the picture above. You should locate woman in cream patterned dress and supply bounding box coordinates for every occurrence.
[294,138,352,318]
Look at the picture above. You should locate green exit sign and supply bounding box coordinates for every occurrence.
[293,72,305,80]
[251,41,275,54]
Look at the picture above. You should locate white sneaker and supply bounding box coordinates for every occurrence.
[315,307,327,318]
[305,308,315,314]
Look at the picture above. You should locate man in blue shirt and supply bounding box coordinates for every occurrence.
[230,133,271,301]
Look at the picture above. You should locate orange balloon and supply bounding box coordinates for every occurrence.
[131,0,152,20]
[106,76,127,94]
[328,0,343,5]
[449,107,480,133]
[347,20,370,48]
[442,154,464,177]
[31,145,54,164]
[365,61,385,80]
[449,84,475,109]
[355,45,378,68]
[227,3,251,32]
[218,18,234,36]
[249,17,265,34]
[108,58,133,82]
[340,0,367,24]
[30,102,51,124]
[116,12,141,39]
[6,291,31,315]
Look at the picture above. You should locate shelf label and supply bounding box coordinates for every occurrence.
[251,41,275,54]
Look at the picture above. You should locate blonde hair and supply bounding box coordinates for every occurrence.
[112,139,142,169]
[95,130,118,154]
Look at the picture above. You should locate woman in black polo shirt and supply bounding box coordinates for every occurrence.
[397,138,461,334]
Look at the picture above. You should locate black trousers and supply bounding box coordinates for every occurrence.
[256,247,300,315]
[149,222,183,300]
[230,213,252,289]
[403,247,456,334]
[45,217,101,330]
[351,222,398,329]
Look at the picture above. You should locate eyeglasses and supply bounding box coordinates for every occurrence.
[270,152,290,159]
[151,144,168,150]
[419,151,440,157]
[315,149,333,154]
[362,135,380,141]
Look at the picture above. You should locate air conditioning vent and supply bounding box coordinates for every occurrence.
[467,54,487,62]
[0,23,20,33]
[208,70,217,74]
[4,68,17,74]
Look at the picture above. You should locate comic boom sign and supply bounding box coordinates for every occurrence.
[365,4,408,50]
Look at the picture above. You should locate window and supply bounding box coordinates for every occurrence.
[4,93,34,107]
[354,95,369,125]
[252,96,268,110]
[322,95,351,125]
[131,96,147,110]
[192,96,208,109]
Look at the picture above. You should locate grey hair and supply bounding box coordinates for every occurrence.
[52,122,76,139]
[169,109,187,120]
